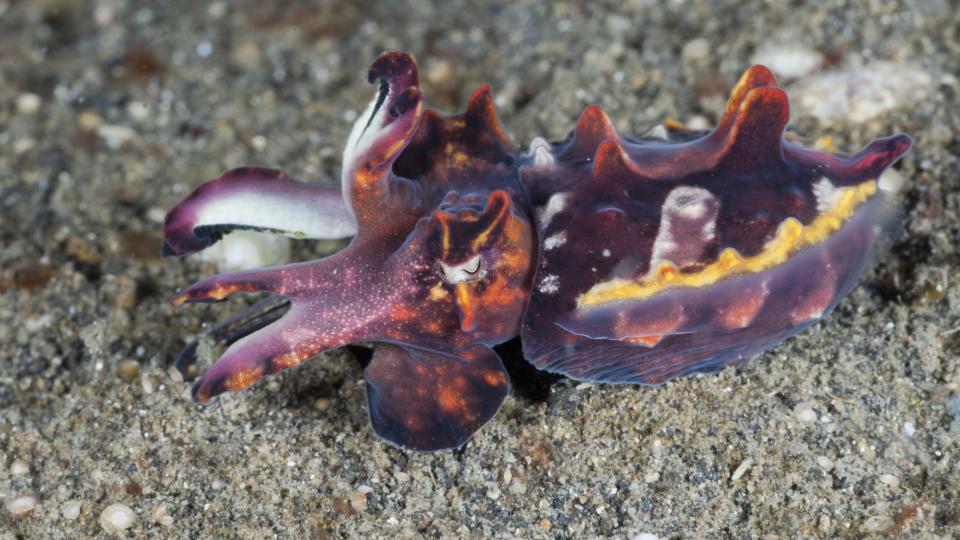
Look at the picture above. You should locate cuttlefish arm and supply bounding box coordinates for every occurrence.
[162,167,356,256]
[166,53,429,407]
[162,51,426,257]
[171,189,521,451]
[171,248,396,404]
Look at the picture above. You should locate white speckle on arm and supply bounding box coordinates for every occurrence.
[812,177,840,212]
[528,136,555,166]
[539,274,559,294]
[536,192,570,229]
[543,231,567,250]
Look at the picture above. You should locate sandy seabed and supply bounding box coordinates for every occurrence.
[1,0,958,538]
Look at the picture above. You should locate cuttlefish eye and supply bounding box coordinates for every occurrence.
[439,254,483,283]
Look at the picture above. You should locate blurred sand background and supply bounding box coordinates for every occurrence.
[1,0,958,537]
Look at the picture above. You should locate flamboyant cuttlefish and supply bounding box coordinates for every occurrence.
[163,51,911,451]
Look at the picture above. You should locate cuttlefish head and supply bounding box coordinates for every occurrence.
[393,189,534,342]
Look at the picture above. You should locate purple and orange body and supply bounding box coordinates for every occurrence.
[162,51,910,451]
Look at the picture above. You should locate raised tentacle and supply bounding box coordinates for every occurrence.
[162,167,355,256]
[364,344,509,450]
[341,51,426,235]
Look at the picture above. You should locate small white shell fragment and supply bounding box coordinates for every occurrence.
[6,495,39,517]
[10,459,29,476]
[127,101,150,121]
[146,206,167,223]
[794,404,817,423]
[151,505,174,527]
[13,138,35,154]
[350,485,373,512]
[861,515,894,533]
[750,43,824,79]
[100,503,136,533]
[792,61,932,125]
[96,124,137,148]
[643,124,670,140]
[16,93,42,115]
[167,365,184,383]
[878,167,906,194]
[62,500,82,520]
[731,458,753,481]
[681,38,709,62]
[141,373,155,394]
[879,474,900,487]
[685,115,710,131]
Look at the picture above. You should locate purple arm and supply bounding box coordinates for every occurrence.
[162,167,356,256]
